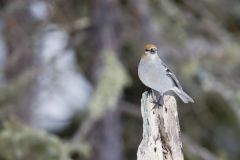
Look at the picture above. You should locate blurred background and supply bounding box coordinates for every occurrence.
[0,0,240,160]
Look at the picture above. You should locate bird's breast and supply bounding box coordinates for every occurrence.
[138,59,168,92]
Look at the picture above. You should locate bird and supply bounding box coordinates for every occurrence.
[138,44,194,107]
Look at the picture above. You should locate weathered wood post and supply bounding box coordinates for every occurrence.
[137,92,184,160]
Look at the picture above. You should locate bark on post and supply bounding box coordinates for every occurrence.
[137,92,184,160]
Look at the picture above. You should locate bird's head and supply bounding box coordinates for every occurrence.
[142,44,159,60]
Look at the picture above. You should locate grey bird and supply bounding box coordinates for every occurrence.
[138,44,194,106]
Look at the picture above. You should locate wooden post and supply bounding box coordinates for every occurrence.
[137,92,184,160]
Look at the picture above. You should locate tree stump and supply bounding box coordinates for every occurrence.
[137,92,184,160]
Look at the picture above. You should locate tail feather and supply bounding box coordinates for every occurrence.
[174,88,194,103]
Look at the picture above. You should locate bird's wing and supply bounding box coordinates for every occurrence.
[161,61,183,90]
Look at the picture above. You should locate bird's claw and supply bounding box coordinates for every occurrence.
[151,100,163,109]
[146,88,153,97]
[147,89,164,109]
[150,95,164,110]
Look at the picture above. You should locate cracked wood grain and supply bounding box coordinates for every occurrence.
[137,92,184,160]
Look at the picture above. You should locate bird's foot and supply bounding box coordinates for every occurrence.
[151,96,164,109]
[146,88,153,97]
[151,100,163,109]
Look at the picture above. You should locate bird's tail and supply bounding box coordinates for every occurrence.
[174,88,194,103]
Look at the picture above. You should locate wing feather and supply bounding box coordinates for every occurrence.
[161,61,183,90]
